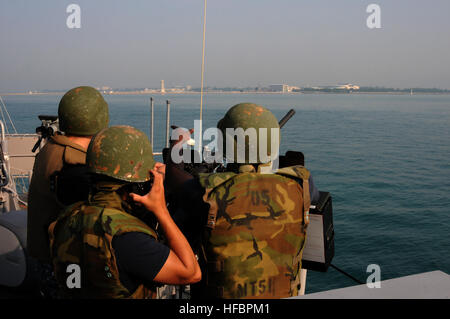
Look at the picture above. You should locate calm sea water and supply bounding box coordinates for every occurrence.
[2,93,450,294]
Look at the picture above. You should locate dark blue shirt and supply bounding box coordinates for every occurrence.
[112,232,170,292]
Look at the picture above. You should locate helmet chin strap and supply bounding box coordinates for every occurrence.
[92,180,125,193]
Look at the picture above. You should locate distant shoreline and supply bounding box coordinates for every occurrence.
[2,91,450,96]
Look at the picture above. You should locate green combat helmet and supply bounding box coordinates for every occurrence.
[217,103,280,164]
[86,126,156,183]
[58,86,109,136]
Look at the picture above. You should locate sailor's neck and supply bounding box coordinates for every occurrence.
[65,135,93,150]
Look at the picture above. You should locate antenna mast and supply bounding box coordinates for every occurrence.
[198,0,207,152]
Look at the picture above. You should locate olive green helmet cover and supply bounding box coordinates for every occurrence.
[58,86,109,136]
[217,103,280,164]
[86,126,156,183]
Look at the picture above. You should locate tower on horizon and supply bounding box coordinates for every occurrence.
[161,80,165,94]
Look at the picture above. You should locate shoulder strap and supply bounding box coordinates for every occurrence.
[275,165,311,225]
[50,135,86,165]
[197,171,237,190]
[100,208,157,239]
[63,146,86,165]
[276,165,310,180]
[48,201,85,260]
[197,172,236,230]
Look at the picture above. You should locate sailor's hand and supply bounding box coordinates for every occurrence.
[154,162,166,179]
[130,163,167,215]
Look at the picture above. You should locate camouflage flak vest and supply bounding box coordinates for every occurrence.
[48,191,158,299]
[197,165,311,299]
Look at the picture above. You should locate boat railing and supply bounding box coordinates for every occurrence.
[0,120,37,212]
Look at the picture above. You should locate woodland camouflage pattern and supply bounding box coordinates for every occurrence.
[58,86,109,136]
[197,165,311,299]
[48,190,157,299]
[86,126,155,183]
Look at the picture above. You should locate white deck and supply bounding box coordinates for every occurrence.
[5,134,38,177]
[295,271,450,299]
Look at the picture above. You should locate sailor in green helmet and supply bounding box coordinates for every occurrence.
[166,103,319,299]
[27,86,109,297]
[48,126,201,298]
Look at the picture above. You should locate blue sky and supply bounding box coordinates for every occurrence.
[1,0,449,92]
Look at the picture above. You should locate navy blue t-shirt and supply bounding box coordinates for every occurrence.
[112,232,170,292]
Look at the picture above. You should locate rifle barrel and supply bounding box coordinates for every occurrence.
[278,109,296,128]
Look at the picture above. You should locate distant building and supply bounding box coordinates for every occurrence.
[97,86,113,94]
[335,83,360,91]
[161,80,165,94]
[312,83,360,91]
[269,84,300,93]
[288,86,301,92]
[269,84,288,92]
